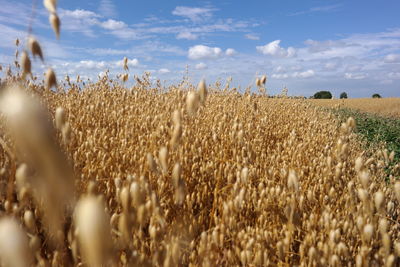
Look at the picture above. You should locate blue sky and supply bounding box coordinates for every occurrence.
[1,0,400,97]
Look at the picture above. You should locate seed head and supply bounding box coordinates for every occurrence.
[374,191,384,211]
[260,75,267,85]
[363,224,373,242]
[23,210,36,232]
[379,218,388,234]
[355,157,363,173]
[172,110,181,126]
[0,217,32,267]
[75,196,111,267]
[45,68,57,90]
[49,13,61,39]
[61,122,71,144]
[55,107,66,130]
[347,117,355,130]
[394,181,400,202]
[288,170,299,192]
[198,79,207,104]
[20,51,31,80]
[159,146,168,173]
[43,0,57,13]
[172,163,182,188]
[28,37,44,61]
[123,57,129,71]
[146,153,157,173]
[359,171,370,188]
[186,91,200,115]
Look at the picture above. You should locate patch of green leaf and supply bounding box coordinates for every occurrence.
[330,108,400,179]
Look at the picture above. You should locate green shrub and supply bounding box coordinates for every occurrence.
[313,91,332,99]
[372,93,382,98]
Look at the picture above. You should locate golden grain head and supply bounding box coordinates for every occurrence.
[28,37,44,61]
[75,196,111,267]
[198,79,207,104]
[123,57,129,71]
[260,75,267,85]
[159,146,169,173]
[43,0,57,13]
[20,51,32,80]
[55,107,66,130]
[186,91,200,115]
[45,68,57,89]
[0,218,32,267]
[49,13,61,39]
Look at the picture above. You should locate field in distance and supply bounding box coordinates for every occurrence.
[309,98,400,118]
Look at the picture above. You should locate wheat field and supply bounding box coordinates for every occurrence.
[309,98,400,118]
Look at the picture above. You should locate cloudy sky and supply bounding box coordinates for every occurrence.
[1,0,399,97]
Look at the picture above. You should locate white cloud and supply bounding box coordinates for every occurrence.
[172,6,216,22]
[271,73,289,79]
[344,73,366,80]
[188,45,222,60]
[99,0,117,18]
[289,4,342,16]
[275,66,286,73]
[195,62,207,70]
[256,40,296,57]
[0,0,48,28]
[324,62,339,70]
[293,70,315,78]
[100,19,127,30]
[59,9,101,36]
[158,68,170,74]
[176,31,198,40]
[384,54,400,63]
[225,48,236,56]
[60,9,100,19]
[117,58,139,68]
[345,65,362,72]
[77,60,106,69]
[245,33,260,40]
[127,58,140,67]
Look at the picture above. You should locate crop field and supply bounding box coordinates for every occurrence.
[309,98,400,118]
[1,72,400,266]
[0,1,400,267]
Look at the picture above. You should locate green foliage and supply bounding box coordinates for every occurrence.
[372,93,382,98]
[334,108,400,179]
[313,91,332,99]
[340,92,348,99]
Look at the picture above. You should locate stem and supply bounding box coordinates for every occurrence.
[27,0,39,35]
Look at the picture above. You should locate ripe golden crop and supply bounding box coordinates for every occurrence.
[0,2,399,264]
[310,98,400,118]
[0,74,399,266]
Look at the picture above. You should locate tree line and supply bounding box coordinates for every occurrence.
[312,91,382,99]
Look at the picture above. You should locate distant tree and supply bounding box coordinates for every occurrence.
[340,92,348,99]
[313,91,332,99]
[372,93,382,98]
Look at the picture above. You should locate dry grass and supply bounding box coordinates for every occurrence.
[309,98,400,118]
[0,72,400,266]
